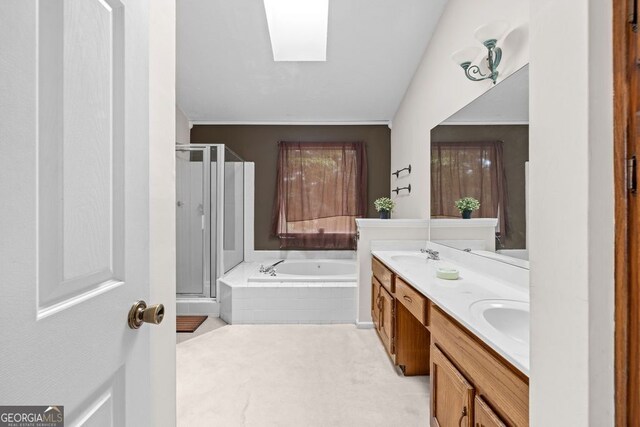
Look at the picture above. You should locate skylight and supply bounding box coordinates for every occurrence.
[263,0,329,62]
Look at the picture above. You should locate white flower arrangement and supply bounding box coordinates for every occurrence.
[454,197,480,212]
[374,197,395,212]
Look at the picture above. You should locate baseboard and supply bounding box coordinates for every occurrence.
[176,298,220,316]
[356,321,375,329]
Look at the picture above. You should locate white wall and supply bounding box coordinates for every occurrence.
[149,0,177,425]
[391,0,529,218]
[529,0,614,425]
[176,105,190,144]
[392,0,616,423]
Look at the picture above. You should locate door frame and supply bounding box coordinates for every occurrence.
[148,0,177,425]
[614,0,637,424]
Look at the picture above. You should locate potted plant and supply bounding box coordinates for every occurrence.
[454,197,480,219]
[374,197,395,219]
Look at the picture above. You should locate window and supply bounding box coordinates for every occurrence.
[272,141,367,249]
[431,141,508,237]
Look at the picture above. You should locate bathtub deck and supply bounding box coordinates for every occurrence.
[218,261,357,324]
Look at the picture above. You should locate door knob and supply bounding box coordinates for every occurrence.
[128,300,165,329]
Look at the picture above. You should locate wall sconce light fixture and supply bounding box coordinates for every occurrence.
[452,21,509,84]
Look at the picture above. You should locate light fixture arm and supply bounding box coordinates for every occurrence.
[459,39,501,84]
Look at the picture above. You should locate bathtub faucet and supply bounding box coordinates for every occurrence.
[259,260,285,276]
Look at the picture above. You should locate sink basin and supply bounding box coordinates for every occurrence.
[470,299,529,345]
[390,255,427,265]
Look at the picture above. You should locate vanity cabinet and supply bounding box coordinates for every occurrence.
[431,344,510,427]
[371,257,430,375]
[370,254,529,426]
[431,345,474,427]
[431,306,528,426]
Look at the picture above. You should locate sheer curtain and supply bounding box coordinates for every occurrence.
[271,141,367,249]
[431,141,508,237]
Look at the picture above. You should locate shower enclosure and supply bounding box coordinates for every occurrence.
[176,144,245,299]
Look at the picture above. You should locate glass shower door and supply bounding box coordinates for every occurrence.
[175,144,242,299]
[176,147,207,296]
[223,147,244,273]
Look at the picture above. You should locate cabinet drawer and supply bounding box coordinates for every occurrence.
[431,306,529,426]
[395,277,427,326]
[372,257,394,293]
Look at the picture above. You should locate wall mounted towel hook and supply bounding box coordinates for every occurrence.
[392,164,411,178]
[392,184,411,195]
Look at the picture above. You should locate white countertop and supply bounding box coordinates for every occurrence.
[355,218,430,229]
[371,249,530,376]
[429,218,498,228]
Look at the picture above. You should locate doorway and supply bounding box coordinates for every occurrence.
[614,0,640,424]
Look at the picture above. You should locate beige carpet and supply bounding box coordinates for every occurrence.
[177,324,430,427]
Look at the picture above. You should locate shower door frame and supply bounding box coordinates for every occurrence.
[176,144,225,299]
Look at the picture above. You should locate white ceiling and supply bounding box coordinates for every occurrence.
[442,64,529,124]
[177,0,448,123]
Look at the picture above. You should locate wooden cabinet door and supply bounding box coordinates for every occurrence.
[379,285,394,355]
[431,345,474,427]
[474,396,506,427]
[371,278,381,329]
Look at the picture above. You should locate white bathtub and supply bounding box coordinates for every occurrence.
[248,259,357,283]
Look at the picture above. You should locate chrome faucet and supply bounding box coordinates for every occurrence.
[259,260,285,276]
[420,248,440,260]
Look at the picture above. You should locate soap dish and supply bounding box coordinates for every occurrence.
[436,267,459,280]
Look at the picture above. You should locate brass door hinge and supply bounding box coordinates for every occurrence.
[628,156,637,193]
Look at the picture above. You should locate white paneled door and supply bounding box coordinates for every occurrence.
[0,1,174,425]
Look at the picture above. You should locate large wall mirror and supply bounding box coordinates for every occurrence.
[430,64,529,268]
